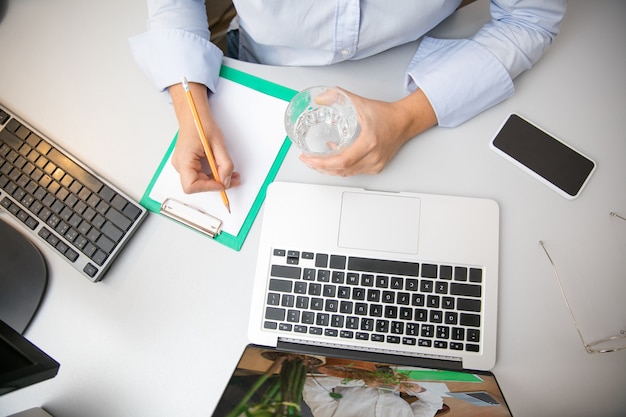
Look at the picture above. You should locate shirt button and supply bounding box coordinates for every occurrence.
[341,49,351,56]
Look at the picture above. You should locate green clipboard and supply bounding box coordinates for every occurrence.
[141,66,297,251]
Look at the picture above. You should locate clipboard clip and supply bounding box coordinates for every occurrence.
[160,198,222,238]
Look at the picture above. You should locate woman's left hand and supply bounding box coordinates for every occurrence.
[299,88,438,177]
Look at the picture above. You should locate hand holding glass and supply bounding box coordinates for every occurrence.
[285,86,358,155]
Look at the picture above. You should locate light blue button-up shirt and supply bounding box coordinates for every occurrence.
[130,0,566,127]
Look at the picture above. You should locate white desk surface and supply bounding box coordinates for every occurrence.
[0,1,624,416]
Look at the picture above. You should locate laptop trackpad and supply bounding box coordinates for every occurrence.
[338,192,420,255]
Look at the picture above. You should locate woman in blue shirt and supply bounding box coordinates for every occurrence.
[130,0,566,194]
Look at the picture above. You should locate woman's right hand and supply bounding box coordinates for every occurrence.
[169,81,240,194]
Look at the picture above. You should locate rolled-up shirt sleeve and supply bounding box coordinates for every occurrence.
[406,0,566,128]
[129,0,223,93]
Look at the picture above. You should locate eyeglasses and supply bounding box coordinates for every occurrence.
[539,212,626,354]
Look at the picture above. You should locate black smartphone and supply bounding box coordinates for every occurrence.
[490,113,596,199]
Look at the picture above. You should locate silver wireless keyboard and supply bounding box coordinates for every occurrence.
[0,102,147,282]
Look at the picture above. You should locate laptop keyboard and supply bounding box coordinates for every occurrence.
[0,103,147,282]
[264,248,484,354]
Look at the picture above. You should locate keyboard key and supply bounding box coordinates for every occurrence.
[397,292,410,305]
[437,326,450,339]
[310,298,323,310]
[264,321,278,330]
[303,268,315,280]
[361,318,374,331]
[331,271,345,283]
[421,263,438,278]
[361,274,374,287]
[322,284,336,297]
[460,313,481,327]
[317,269,330,282]
[331,315,344,328]
[315,253,328,267]
[454,266,468,281]
[270,265,301,279]
[452,327,465,340]
[399,307,413,320]
[294,282,307,294]
[439,265,453,279]
[376,275,389,288]
[412,294,425,307]
[348,257,419,276]
[414,309,427,321]
[369,304,383,317]
[267,293,280,305]
[346,317,359,329]
[457,298,482,312]
[316,313,329,326]
[302,312,315,324]
[269,279,293,293]
[467,329,481,343]
[338,286,350,299]
[418,339,432,347]
[308,283,322,296]
[329,254,346,269]
[265,307,285,321]
[296,296,309,309]
[450,283,482,298]
[469,268,483,283]
[340,330,354,339]
[445,312,458,325]
[339,301,353,314]
[83,263,98,278]
[371,334,385,342]
[367,289,380,302]
[346,273,359,285]
[281,294,294,307]
[435,282,448,294]
[375,319,389,333]
[406,323,419,336]
[324,299,338,312]
[391,321,404,334]
[384,305,398,319]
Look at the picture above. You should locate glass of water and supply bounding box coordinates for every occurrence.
[285,86,359,155]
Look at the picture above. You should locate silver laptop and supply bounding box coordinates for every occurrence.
[248,181,500,373]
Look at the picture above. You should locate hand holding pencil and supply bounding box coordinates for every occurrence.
[167,78,239,209]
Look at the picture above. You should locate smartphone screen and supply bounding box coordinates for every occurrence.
[490,114,596,199]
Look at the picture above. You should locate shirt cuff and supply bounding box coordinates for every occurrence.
[406,36,515,128]
[129,28,223,94]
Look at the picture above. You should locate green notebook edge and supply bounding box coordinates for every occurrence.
[140,66,297,251]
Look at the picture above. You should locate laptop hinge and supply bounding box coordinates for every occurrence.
[276,338,464,371]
